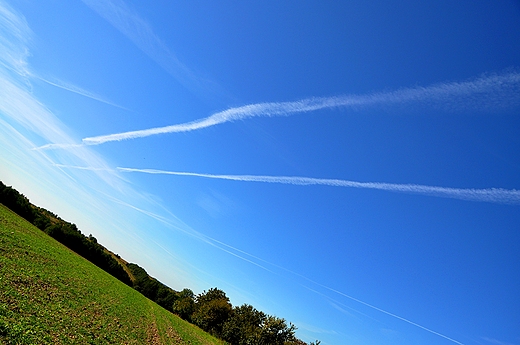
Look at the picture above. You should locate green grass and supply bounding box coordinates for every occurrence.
[0,205,226,345]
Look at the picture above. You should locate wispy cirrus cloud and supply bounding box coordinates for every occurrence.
[0,1,126,111]
[0,0,31,79]
[0,0,148,236]
[80,0,222,99]
[0,0,204,290]
[116,168,520,205]
[0,0,129,193]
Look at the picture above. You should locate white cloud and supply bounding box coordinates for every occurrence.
[70,71,520,146]
[116,168,520,205]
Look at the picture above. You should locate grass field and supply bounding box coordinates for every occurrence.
[0,205,226,345]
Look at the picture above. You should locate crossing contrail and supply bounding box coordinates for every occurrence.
[76,71,520,146]
[116,168,520,205]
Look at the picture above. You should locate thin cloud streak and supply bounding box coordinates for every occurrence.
[200,215,465,345]
[31,74,129,110]
[33,143,84,151]
[321,284,464,345]
[117,168,520,205]
[0,0,31,78]
[81,72,520,146]
[80,0,222,99]
[52,163,113,172]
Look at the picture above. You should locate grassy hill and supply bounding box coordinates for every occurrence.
[0,204,226,345]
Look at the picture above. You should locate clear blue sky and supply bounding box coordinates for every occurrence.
[1,1,519,344]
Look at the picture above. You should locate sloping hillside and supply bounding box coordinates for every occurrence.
[0,205,225,345]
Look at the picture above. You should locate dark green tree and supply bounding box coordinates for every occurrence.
[257,316,297,345]
[173,288,196,321]
[192,288,233,337]
[127,263,177,311]
[222,304,266,345]
[0,182,37,223]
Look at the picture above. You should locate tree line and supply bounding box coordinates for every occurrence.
[0,181,132,286]
[173,287,321,345]
[0,181,319,345]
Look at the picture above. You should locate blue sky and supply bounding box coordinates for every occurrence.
[1,1,519,344]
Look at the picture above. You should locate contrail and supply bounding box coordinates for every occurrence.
[31,74,129,110]
[80,71,520,146]
[117,168,520,205]
[316,283,465,345]
[51,163,112,171]
[33,143,85,151]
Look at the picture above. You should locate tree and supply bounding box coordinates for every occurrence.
[222,304,266,345]
[196,288,228,304]
[155,284,177,311]
[257,316,297,345]
[192,288,232,337]
[173,288,195,321]
[0,182,37,223]
[285,340,321,345]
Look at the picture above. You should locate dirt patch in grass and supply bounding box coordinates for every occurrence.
[147,319,163,345]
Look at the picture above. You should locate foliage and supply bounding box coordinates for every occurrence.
[127,263,178,311]
[257,316,297,345]
[0,205,225,345]
[44,223,132,286]
[0,181,132,286]
[0,181,37,223]
[173,289,196,322]
[192,288,233,337]
[221,304,265,345]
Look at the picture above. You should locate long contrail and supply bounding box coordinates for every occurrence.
[117,168,520,205]
[79,71,520,146]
